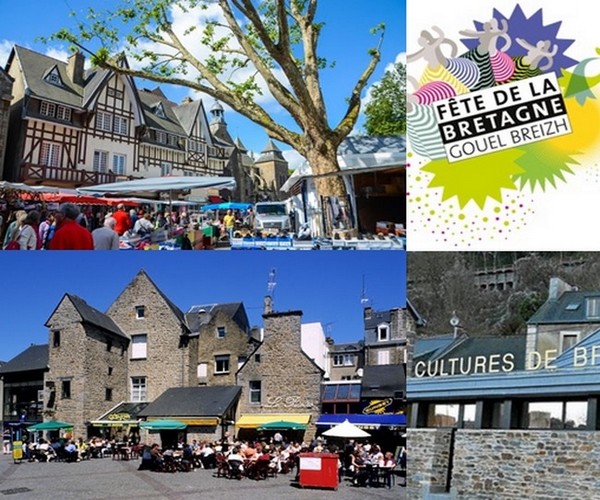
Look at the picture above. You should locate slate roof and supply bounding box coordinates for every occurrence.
[0,344,49,374]
[361,364,405,398]
[138,386,241,417]
[10,45,84,107]
[413,335,456,361]
[62,294,129,340]
[185,302,250,333]
[138,88,187,136]
[330,342,363,354]
[255,139,286,163]
[528,291,600,324]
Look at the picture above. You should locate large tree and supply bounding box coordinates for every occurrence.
[363,61,405,136]
[53,0,384,212]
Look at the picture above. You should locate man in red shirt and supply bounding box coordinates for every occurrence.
[48,203,94,250]
[112,203,130,236]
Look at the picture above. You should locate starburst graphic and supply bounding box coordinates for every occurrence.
[512,142,578,191]
[559,57,600,105]
[421,149,524,209]
[461,4,578,77]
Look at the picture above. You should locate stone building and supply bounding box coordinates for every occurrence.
[0,67,14,179]
[236,308,324,441]
[44,294,129,438]
[328,341,364,381]
[185,302,259,387]
[106,270,197,403]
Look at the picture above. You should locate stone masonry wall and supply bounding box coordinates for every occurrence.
[407,428,453,497]
[0,70,12,175]
[236,311,323,441]
[451,430,600,499]
[107,272,192,401]
[197,310,254,386]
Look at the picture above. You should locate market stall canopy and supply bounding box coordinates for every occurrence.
[316,414,406,428]
[322,419,371,438]
[281,135,406,192]
[139,419,187,430]
[201,202,252,211]
[77,176,236,195]
[0,181,60,193]
[27,420,74,432]
[236,414,311,429]
[257,420,308,431]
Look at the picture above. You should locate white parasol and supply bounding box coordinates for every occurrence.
[322,419,371,438]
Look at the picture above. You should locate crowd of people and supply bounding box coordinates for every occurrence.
[0,203,254,251]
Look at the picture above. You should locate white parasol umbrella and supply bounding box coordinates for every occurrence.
[322,419,371,438]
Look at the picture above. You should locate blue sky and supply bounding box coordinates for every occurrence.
[0,251,406,361]
[0,0,406,169]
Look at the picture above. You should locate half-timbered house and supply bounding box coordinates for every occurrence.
[3,46,231,189]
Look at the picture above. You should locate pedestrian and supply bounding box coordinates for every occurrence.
[38,212,54,248]
[2,210,26,249]
[48,203,94,250]
[92,217,120,250]
[223,209,235,239]
[112,203,130,236]
[17,210,40,250]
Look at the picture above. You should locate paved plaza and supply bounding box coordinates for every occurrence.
[0,454,405,500]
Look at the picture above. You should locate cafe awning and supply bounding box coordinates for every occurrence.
[90,401,149,427]
[140,419,187,431]
[316,413,406,428]
[236,414,311,429]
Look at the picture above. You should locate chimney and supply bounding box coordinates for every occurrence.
[548,277,573,300]
[67,52,85,85]
[263,296,273,315]
[364,306,372,320]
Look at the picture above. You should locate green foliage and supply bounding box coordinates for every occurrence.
[364,62,405,135]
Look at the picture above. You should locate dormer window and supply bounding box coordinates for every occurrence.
[377,324,390,342]
[154,102,166,118]
[44,67,63,87]
[586,297,600,318]
[136,306,146,319]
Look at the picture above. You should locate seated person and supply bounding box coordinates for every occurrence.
[65,441,78,462]
[350,451,368,486]
[149,443,163,471]
[227,447,245,477]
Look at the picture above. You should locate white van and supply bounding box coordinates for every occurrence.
[254,201,291,235]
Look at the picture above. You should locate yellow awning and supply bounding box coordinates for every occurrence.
[178,418,219,426]
[236,414,310,429]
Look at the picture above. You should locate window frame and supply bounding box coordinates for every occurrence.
[131,334,148,360]
[40,142,61,168]
[249,380,262,404]
[214,354,230,374]
[95,111,113,132]
[377,323,390,342]
[112,153,127,175]
[61,380,71,400]
[93,150,109,173]
[131,376,147,402]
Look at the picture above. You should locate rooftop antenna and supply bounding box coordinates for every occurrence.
[360,275,371,307]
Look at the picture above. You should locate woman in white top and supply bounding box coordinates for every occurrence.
[18,211,39,250]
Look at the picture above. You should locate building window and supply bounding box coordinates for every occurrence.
[40,101,56,117]
[527,401,587,430]
[96,111,113,132]
[61,380,71,399]
[586,297,600,318]
[215,355,230,374]
[45,70,62,86]
[112,154,127,175]
[106,339,112,352]
[237,356,247,369]
[321,383,361,402]
[377,350,390,365]
[156,131,167,144]
[94,150,109,173]
[52,331,61,348]
[56,106,71,122]
[333,354,354,367]
[131,377,147,402]
[249,380,261,404]
[377,324,390,341]
[105,388,113,401]
[131,334,148,360]
[197,362,208,379]
[425,403,479,429]
[40,142,61,168]
[135,306,145,319]
[108,366,113,376]
[254,354,261,363]
[113,115,129,135]
[154,103,166,118]
[560,332,580,353]
[216,326,226,338]
[160,161,172,176]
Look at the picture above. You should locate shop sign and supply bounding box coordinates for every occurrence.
[107,413,131,421]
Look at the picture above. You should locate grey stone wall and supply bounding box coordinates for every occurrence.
[409,428,600,499]
[451,430,600,499]
[237,311,323,441]
[45,296,128,438]
[107,271,193,401]
[0,69,13,178]
[407,428,453,497]
[197,310,254,386]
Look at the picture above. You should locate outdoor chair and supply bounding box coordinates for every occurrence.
[246,459,270,481]
[227,460,244,480]
[215,453,229,478]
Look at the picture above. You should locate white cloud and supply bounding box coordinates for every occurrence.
[0,40,14,68]
[44,47,70,63]
[281,149,306,171]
